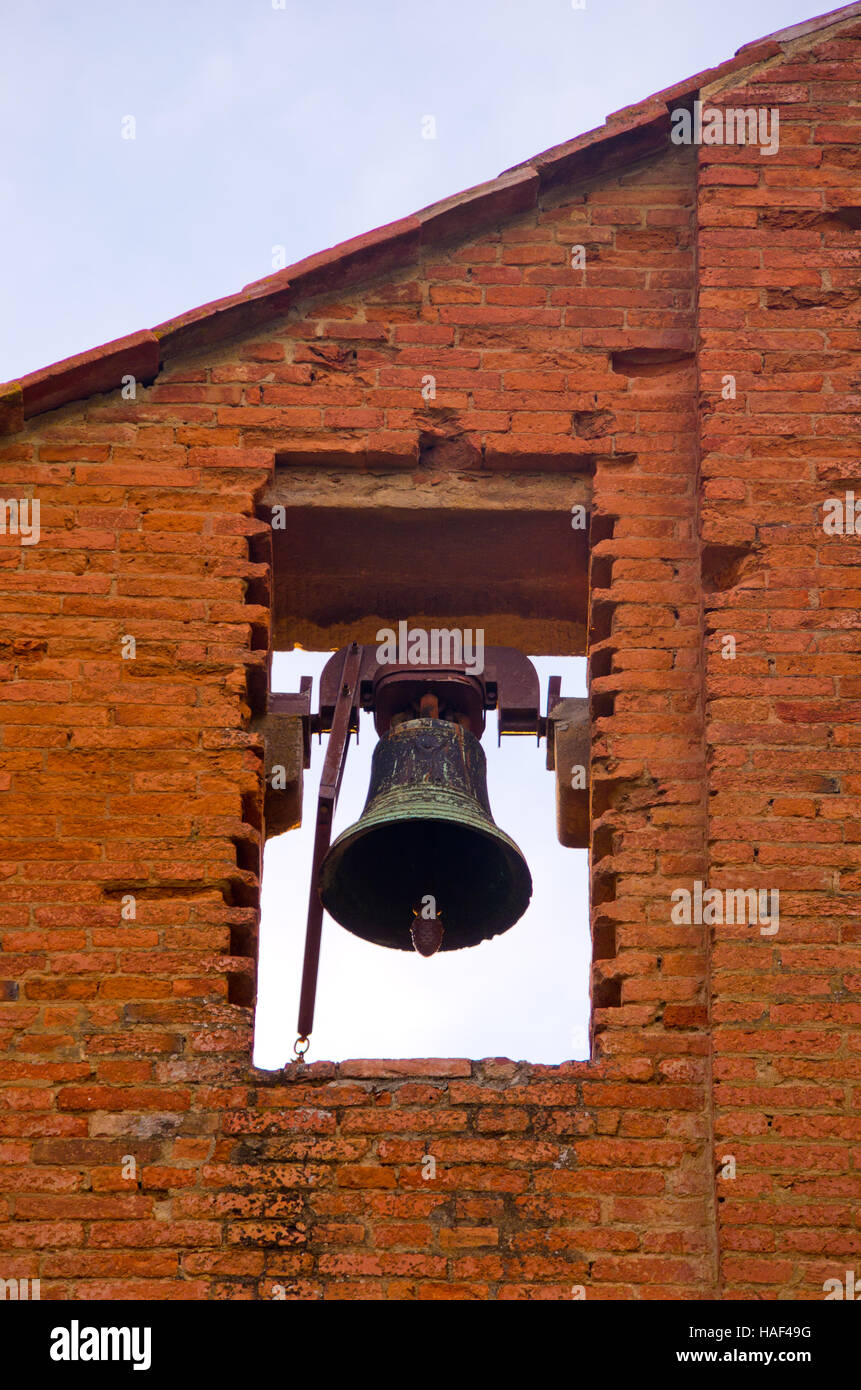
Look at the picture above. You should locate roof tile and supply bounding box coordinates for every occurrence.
[18,330,159,420]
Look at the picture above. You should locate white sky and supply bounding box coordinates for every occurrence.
[1,0,820,1062]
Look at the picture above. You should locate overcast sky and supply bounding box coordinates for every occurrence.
[2,0,824,1063]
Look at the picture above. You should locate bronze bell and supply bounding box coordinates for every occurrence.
[318,717,532,951]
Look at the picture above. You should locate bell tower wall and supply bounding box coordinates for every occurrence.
[2,134,718,1299]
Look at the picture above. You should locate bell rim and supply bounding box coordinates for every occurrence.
[318,802,533,949]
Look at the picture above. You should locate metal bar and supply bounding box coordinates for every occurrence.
[545,675,562,766]
[296,643,363,1043]
[547,674,562,716]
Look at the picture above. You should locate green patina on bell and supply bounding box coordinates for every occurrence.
[318,718,532,951]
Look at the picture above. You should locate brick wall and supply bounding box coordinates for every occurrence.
[0,13,858,1300]
[697,22,861,1297]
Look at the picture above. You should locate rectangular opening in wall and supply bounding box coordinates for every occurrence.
[253,471,591,1066]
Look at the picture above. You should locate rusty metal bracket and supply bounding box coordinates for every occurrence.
[318,644,543,739]
[252,677,313,842]
[267,677,313,768]
[296,642,363,1047]
[546,685,590,849]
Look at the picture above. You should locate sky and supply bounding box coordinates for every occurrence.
[1,0,826,1063]
[1,0,822,382]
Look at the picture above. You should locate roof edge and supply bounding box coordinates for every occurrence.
[4,1,860,428]
[735,0,861,50]
[7,330,160,426]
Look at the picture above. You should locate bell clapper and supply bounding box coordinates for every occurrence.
[410,903,445,957]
